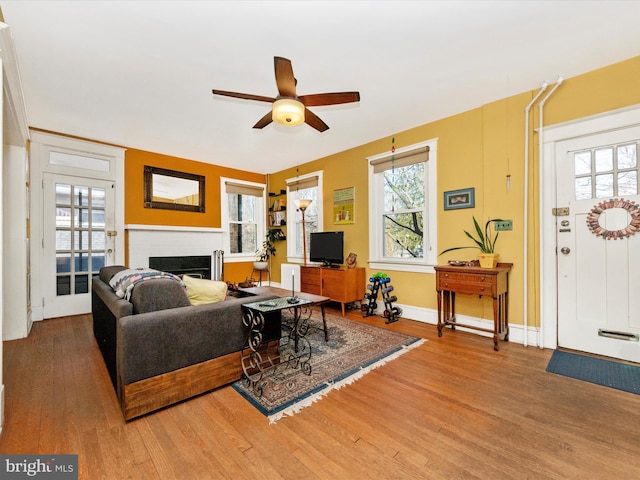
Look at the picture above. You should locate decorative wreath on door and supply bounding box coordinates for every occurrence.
[586,198,640,240]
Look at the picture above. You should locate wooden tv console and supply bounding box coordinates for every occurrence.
[300,266,366,316]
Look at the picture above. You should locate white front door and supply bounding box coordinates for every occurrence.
[43,174,116,318]
[555,126,640,363]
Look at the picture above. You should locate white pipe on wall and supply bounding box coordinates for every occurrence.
[537,75,564,349]
[522,82,548,348]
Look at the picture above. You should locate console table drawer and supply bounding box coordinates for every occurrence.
[439,281,494,296]
[437,272,496,295]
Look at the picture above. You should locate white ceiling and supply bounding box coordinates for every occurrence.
[3,1,640,174]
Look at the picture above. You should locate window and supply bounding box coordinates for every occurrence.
[220,178,266,261]
[368,139,437,272]
[286,171,323,262]
[574,142,638,200]
[54,182,107,295]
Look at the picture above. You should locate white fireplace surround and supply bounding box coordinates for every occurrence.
[125,224,224,270]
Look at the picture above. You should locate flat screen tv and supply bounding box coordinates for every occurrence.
[309,231,344,267]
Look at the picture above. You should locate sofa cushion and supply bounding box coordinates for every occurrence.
[183,275,228,305]
[99,265,128,284]
[109,268,184,300]
[129,278,191,314]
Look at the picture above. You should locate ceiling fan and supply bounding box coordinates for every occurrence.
[212,56,360,132]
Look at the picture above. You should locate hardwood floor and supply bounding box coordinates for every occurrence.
[2,308,639,479]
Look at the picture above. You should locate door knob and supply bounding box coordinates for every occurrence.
[560,247,570,254]
[107,249,113,254]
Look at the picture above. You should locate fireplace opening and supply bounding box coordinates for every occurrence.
[149,255,212,280]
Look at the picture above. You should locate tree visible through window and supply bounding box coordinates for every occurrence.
[574,142,638,200]
[368,139,436,271]
[228,193,258,254]
[292,186,318,257]
[383,162,425,258]
[286,171,323,262]
[221,179,265,259]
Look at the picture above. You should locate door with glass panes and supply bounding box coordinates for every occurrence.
[43,174,116,318]
[556,126,640,363]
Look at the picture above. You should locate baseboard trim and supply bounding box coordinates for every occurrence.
[277,288,541,347]
[376,302,540,347]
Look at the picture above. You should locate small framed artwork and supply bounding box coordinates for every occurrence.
[444,188,475,210]
[333,186,355,224]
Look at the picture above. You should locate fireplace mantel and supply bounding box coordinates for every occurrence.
[125,224,224,233]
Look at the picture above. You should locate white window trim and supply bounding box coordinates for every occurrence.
[285,170,324,263]
[220,177,266,263]
[367,138,438,274]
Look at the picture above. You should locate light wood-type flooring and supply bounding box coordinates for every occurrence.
[1,307,639,479]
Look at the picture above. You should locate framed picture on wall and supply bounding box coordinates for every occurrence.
[444,188,475,210]
[333,187,355,224]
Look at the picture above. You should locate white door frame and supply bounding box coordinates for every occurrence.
[30,131,126,321]
[540,104,640,349]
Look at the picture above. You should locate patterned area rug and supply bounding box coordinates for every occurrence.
[546,349,640,395]
[232,311,425,423]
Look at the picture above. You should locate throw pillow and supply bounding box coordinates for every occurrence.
[183,275,228,305]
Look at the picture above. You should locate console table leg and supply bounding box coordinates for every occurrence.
[504,293,510,341]
[436,290,443,337]
[450,292,456,330]
[492,297,499,351]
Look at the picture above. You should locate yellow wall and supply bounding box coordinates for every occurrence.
[123,56,640,327]
[268,55,640,327]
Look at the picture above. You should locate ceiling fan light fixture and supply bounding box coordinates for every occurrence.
[272,98,305,126]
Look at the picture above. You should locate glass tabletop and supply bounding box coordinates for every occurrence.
[243,296,313,313]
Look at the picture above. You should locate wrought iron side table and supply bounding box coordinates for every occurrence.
[241,296,313,396]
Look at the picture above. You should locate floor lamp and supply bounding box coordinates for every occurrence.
[295,199,312,266]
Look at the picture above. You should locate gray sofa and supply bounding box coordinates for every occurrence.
[91,265,280,420]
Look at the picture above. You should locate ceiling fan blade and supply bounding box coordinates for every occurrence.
[304,108,329,132]
[212,89,275,103]
[274,57,297,97]
[253,111,273,129]
[298,92,361,107]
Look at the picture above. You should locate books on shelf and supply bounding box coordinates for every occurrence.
[269,211,286,226]
[271,198,287,211]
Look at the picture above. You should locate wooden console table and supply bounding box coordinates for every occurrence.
[434,262,512,351]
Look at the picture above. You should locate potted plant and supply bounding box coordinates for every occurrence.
[254,229,278,270]
[440,216,504,268]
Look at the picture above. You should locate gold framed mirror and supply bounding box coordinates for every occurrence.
[144,165,205,212]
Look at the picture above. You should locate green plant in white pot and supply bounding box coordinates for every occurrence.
[440,216,504,268]
[254,229,278,270]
